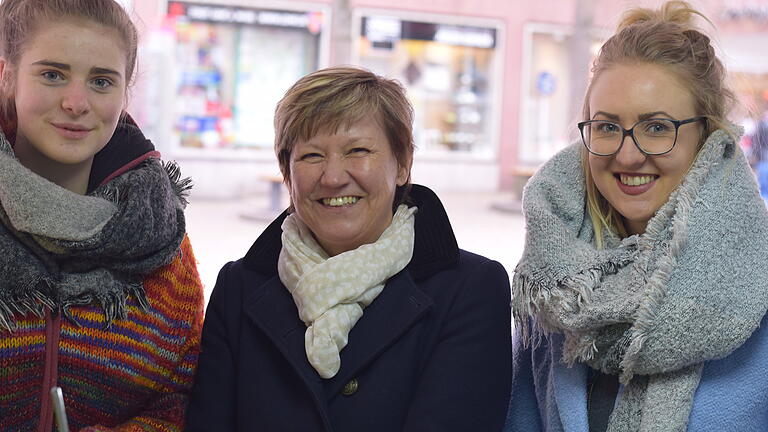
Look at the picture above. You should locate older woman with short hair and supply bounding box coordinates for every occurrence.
[186,66,511,431]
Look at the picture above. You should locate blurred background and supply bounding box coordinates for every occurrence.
[117,0,768,302]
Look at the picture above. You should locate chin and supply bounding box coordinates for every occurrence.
[323,235,360,251]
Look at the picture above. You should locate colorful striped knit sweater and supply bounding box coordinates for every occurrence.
[0,236,204,432]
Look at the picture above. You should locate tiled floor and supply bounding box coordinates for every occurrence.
[185,187,527,306]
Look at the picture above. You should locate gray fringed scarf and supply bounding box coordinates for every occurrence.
[0,132,190,331]
[513,129,768,432]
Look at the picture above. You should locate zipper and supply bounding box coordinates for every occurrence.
[37,310,61,432]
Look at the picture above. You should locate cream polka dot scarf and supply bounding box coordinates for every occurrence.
[278,204,416,379]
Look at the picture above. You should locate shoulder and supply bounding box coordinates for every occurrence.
[457,249,503,270]
[452,249,510,292]
[205,256,275,311]
[410,249,510,327]
[415,249,509,290]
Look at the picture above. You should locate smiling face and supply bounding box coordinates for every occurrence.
[288,115,410,256]
[587,62,703,235]
[1,18,127,192]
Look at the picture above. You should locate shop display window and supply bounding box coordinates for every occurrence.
[356,14,502,157]
[167,1,323,149]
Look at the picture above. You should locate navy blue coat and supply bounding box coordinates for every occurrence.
[186,185,512,431]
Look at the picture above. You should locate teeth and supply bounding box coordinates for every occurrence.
[322,196,359,206]
[620,174,655,186]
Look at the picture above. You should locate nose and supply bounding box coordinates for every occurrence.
[614,134,647,167]
[61,83,90,116]
[319,156,350,187]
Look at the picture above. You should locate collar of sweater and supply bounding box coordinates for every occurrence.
[243,183,460,281]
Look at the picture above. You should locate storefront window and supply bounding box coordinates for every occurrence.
[167,1,324,149]
[356,14,502,157]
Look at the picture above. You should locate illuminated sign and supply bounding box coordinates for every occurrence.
[723,5,768,21]
[362,17,496,49]
[167,1,323,32]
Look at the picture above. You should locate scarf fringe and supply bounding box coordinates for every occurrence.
[513,253,634,354]
[98,159,192,208]
[0,278,149,332]
[163,161,193,207]
[0,278,55,332]
[60,281,149,329]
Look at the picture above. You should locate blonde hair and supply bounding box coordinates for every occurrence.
[274,66,414,199]
[582,0,736,246]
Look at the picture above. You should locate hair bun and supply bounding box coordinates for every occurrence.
[617,0,704,32]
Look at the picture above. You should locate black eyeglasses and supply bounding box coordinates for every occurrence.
[578,116,707,156]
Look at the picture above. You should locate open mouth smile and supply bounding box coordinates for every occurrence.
[614,173,658,195]
[320,196,360,207]
[618,174,657,186]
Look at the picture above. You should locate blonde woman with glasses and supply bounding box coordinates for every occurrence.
[505,2,768,431]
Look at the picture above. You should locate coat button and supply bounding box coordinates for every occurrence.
[341,378,359,396]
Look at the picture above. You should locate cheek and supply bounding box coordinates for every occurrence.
[357,156,400,187]
[588,156,609,183]
[287,166,315,201]
[659,141,698,182]
[97,95,126,125]
[657,158,690,186]
[14,83,52,119]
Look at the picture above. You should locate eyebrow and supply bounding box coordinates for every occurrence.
[91,67,122,77]
[31,60,122,78]
[592,110,676,121]
[301,135,369,148]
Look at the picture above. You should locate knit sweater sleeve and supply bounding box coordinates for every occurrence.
[77,235,205,432]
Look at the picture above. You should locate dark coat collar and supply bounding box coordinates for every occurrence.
[242,184,460,280]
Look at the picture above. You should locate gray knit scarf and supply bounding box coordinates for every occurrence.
[0,132,190,331]
[513,129,768,432]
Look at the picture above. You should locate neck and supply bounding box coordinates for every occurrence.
[13,138,92,195]
[624,218,647,236]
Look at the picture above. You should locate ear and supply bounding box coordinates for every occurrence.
[396,153,412,187]
[0,57,6,81]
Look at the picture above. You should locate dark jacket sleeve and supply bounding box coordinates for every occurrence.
[402,259,512,431]
[185,262,239,432]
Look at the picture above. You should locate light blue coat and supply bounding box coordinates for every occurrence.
[504,314,768,432]
[757,161,768,203]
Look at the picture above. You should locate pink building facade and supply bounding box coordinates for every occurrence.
[126,0,768,196]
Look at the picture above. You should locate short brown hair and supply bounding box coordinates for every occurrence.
[581,0,736,245]
[0,0,138,122]
[274,66,414,199]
